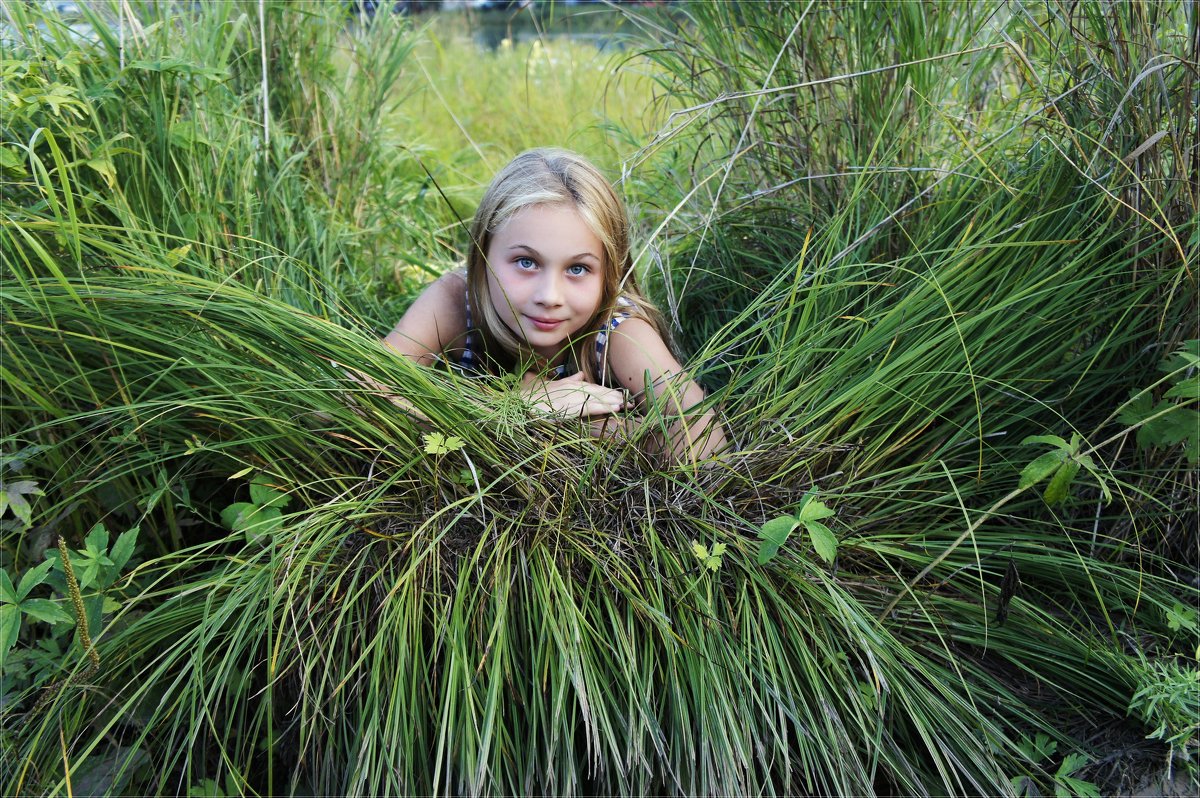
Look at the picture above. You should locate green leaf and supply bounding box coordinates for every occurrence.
[102,596,122,614]
[1056,776,1100,798]
[1021,434,1070,450]
[109,526,139,572]
[86,157,116,188]
[1057,752,1089,778]
[1,479,42,526]
[1164,376,1199,401]
[758,516,798,564]
[1116,392,1153,427]
[243,506,283,545]
[16,558,55,601]
[20,598,73,625]
[84,523,110,555]
[423,433,465,456]
[690,540,709,561]
[0,570,16,604]
[805,521,838,564]
[797,499,835,523]
[757,541,781,565]
[221,502,258,532]
[1162,340,1200,372]
[0,146,25,174]
[0,604,20,652]
[759,515,798,546]
[1165,602,1198,633]
[250,474,291,509]
[1019,450,1066,489]
[1043,459,1080,504]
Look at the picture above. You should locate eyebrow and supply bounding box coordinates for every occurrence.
[507,244,601,263]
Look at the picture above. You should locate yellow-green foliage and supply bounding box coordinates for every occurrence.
[382,18,674,216]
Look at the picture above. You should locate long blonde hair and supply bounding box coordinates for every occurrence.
[464,148,666,383]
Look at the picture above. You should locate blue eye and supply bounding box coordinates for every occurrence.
[567,264,590,276]
[515,257,536,270]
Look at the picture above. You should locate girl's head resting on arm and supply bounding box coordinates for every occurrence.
[465,148,665,381]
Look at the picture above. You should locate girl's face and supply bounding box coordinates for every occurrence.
[484,203,606,363]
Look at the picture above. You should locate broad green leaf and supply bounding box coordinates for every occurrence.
[109,527,139,572]
[704,555,722,571]
[1021,434,1070,450]
[0,570,16,604]
[221,502,258,532]
[1,480,41,526]
[1164,377,1199,401]
[166,244,192,266]
[16,559,55,601]
[690,540,709,561]
[86,157,116,188]
[1165,602,1198,632]
[1117,392,1153,426]
[0,146,25,173]
[243,507,283,544]
[1162,340,1200,371]
[1043,459,1080,504]
[102,596,122,614]
[84,523,110,555]
[20,598,73,625]
[250,474,290,509]
[1019,450,1065,489]
[711,542,727,557]
[0,604,20,652]
[757,541,781,565]
[758,515,798,546]
[806,521,838,564]
[798,499,835,523]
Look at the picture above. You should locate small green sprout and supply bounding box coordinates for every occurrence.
[690,541,727,571]
[423,432,466,456]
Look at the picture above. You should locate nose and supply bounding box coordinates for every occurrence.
[532,271,563,308]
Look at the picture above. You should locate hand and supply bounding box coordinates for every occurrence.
[523,371,631,419]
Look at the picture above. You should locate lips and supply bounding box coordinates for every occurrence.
[525,315,566,332]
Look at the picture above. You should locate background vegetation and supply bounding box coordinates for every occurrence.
[1,0,1196,795]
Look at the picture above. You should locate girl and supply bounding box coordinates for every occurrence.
[383,148,725,461]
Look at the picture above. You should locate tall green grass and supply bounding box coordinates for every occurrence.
[2,0,1197,796]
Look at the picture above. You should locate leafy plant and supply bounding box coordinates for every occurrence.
[0,560,72,653]
[1018,433,1112,505]
[1118,341,1200,463]
[220,473,294,545]
[757,494,838,565]
[689,540,727,571]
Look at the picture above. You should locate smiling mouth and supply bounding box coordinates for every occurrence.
[525,315,566,331]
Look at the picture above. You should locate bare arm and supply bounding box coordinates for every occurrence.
[382,271,469,364]
[606,319,727,462]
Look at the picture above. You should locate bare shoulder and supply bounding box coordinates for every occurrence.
[383,271,468,364]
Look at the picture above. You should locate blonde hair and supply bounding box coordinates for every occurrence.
[465,148,667,383]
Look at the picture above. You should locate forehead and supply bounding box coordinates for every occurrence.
[492,203,604,254]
